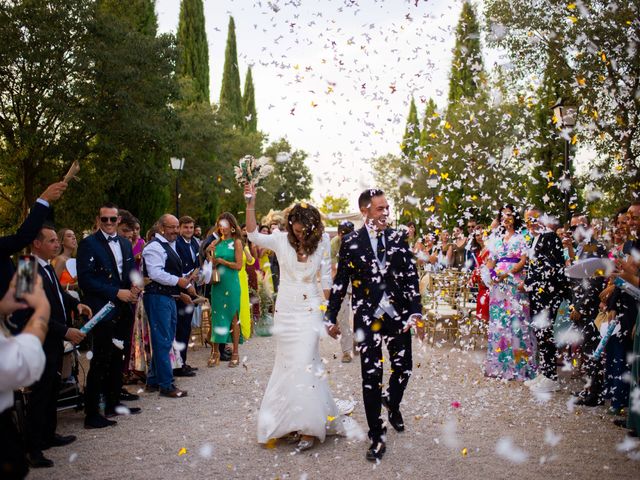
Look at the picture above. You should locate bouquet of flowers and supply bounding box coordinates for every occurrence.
[234,155,274,199]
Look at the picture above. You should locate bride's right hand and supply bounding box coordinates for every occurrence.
[244,183,257,203]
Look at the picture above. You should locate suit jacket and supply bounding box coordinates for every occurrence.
[0,201,52,296]
[77,232,134,325]
[524,231,568,304]
[326,226,421,334]
[176,236,200,274]
[570,239,607,322]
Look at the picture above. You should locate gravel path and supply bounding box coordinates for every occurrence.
[29,334,639,479]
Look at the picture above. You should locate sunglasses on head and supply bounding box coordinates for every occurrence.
[100,216,118,223]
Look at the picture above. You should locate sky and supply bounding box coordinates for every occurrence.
[155,0,507,209]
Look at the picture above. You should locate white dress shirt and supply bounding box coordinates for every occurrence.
[100,230,123,277]
[365,226,398,318]
[142,233,181,287]
[0,331,46,413]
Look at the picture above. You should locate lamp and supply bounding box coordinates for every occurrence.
[170,157,185,217]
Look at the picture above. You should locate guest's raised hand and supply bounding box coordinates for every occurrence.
[39,181,67,203]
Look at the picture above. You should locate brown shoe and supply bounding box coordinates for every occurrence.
[159,387,188,398]
[341,352,352,363]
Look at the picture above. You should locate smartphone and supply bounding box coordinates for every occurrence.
[15,255,38,300]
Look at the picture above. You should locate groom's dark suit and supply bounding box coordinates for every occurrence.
[327,226,421,441]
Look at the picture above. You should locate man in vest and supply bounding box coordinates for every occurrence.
[142,214,196,398]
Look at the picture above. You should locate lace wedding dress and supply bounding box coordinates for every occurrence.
[248,230,349,443]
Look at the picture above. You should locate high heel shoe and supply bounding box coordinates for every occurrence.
[228,354,240,368]
[208,350,220,367]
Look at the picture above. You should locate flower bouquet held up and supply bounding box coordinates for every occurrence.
[234,155,274,200]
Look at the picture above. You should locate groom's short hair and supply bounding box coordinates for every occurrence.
[358,189,384,209]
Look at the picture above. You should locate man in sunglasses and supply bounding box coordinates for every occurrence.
[77,203,141,428]
[565,214,607,406]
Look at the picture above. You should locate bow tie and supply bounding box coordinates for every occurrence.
[107,236,118,243]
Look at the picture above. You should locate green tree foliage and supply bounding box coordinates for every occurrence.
[177,0,210,103]
[370,153,402,221]
[397,97,421,224]
[219,16,243,128]
[0,0,179,233]
[243,66,258,132]
[484,0,640,215]
[261,138,313,212]
[319,195,350,227]
[98,0,157,35]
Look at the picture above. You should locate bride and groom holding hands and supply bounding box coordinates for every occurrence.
[244,184,424,462]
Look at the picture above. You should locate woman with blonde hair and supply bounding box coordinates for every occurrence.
[52,228,78,291]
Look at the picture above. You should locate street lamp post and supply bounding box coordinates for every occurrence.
[551,98,577,223]
[170,157,185,218]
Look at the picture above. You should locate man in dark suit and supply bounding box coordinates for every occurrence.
[0,182,66,297]
[23,225,91,468]
[77,203,141,429]
[522,208,568,394]
[326,188,424,462]
[174,215,200,375]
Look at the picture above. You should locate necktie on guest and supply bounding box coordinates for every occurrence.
[376,231,385,263]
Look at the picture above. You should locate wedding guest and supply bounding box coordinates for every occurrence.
[241,224,260,324]
[414,233,438,272]
[142,214,194,397]
[52,228,78,291]
[22,225,91,468]
[522,208,568,394]
[469,226,489,323]
[174,215,200,376]
[406,221,417,249]
[331,220,355,363]
[449,226,467,270]
[484,204,536,381]
[77,203,141,428]
[0,181,66,297]
[238,227,256,341]
[132,219,145,271]
[0,274,49,479]
[436,229,452,270]
[257,225,275,296]
[194,226,202,244]
[116,209,137,243]
[207,213,243,367]
[565,214,608,406]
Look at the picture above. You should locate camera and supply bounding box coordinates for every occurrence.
[15,255,38,300]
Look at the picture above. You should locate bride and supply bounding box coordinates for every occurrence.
[245,184,347,451]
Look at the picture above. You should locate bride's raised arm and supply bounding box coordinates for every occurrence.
[244,183,281,253]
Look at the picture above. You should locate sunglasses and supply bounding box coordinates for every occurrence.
[100,216,118,223]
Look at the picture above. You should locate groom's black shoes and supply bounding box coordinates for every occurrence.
[366,440,386,462]
[382,395,405,432]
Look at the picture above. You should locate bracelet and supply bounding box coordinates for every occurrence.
[246,208,255,211]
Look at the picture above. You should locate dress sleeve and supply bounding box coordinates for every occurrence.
[247,229,284,256]
[319,234,332,290]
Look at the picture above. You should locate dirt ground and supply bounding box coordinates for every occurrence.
[29,334,639,480]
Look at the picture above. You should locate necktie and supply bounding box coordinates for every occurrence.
[376,231,385,263]
[45,264,66,320]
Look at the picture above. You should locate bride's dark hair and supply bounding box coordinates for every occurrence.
[286,203,324,255]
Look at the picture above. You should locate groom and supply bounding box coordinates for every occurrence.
[326,188,424,461]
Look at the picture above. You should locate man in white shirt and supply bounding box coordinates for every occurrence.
[142,214,195,398]
[0,274,49,478]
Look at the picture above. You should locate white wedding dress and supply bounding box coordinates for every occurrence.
[248,229,346,443]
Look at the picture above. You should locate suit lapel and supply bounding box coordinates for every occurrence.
[38,264,65,321]
[358,227,376,264]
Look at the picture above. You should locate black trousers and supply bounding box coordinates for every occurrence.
[84,318,127,416]
[25,351,61,453]
[530,295,562,381]
[357,314,412,441]
[0,408,28,479]
[175,300,192,365]
[579,314,604,395]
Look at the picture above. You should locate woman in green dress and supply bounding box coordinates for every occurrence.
[207,212,243,367]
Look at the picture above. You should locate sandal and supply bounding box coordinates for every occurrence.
[208,350,220,367]
[228,354,240,368]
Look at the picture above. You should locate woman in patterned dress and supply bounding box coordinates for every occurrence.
[483,205,537,380]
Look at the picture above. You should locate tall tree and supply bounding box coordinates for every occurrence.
[242,66,257,132]
[98,0,157,35]
[397,97,421,224]
[177,0,210,103]
[219,16,243,128]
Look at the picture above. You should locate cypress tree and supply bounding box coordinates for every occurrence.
[419,98,439,151]
[447,1,484,106]
[397,97,421,223]
[177,0,210,103]
[401,97,420,158]
[242,66,257,132]
[219,16,243,128]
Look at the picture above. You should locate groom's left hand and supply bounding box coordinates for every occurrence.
[325,322,341,339]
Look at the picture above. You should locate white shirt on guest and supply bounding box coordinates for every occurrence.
[100,229,123,277]
[0,331,45,413]
[142,233,181,287]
